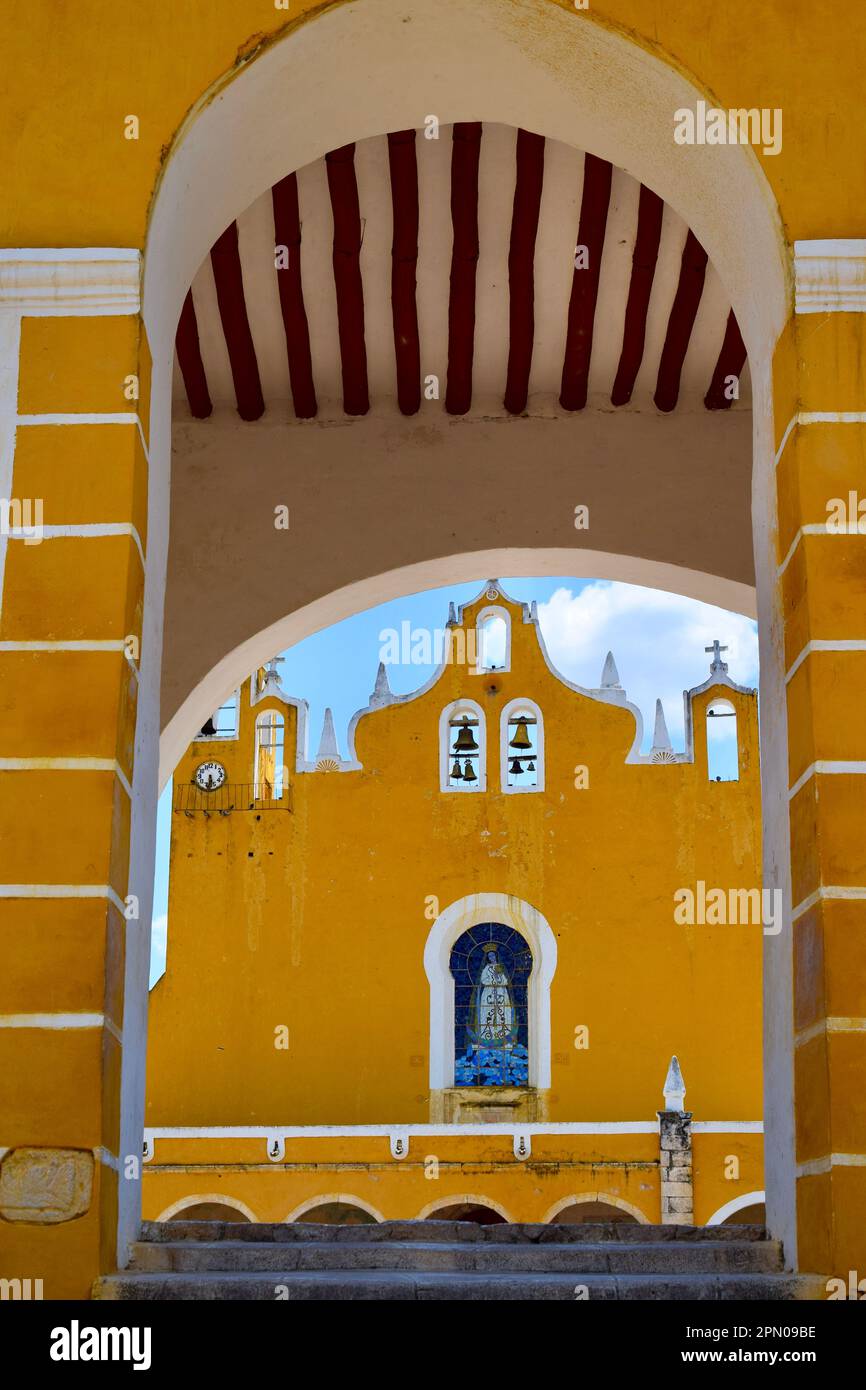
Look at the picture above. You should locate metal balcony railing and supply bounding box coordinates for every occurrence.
[173,783,293,815]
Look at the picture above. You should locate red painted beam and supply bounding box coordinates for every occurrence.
[387,130,421,416]
[272,173,317,419]
[210,221,265,421]
[610,185,664,407]
[446,122,483,415]
[504,129,545,416]
[653,229,708,413]
[175,290,212,419]
[325,143,369,416]
[704,310,747,410]
[559,153,613,412]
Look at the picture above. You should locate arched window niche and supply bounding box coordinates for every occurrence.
[474,606,510,674]
[501,698,544,792]
[450,923,533,1086]
[440,699,486,792]
[424,893,557,1119]
[254,710,285,799]
[706,698,739,782]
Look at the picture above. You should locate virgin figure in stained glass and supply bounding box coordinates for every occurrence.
[450,923,531,1086]
[471,946,516,1045]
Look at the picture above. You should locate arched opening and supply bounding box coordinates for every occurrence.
[124,0,794,1278]
[706,698,739,782]
[501,699,544,792]
[476,609,510,673]
[166,1202,251,1224]
[551,1201,641,1226]
[425,1203,507,1225]
[441,699,485,791]
[720,1202,766,1226]
[292,1202,378,1227]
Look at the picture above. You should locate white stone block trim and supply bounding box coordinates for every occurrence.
[791,885,866,923]
[794,1017,866,1047]
[796,1153,866,1179]
[0,1012,121,1044]
[788,761,866,801]
[794,240,866,314]
[705,1190,766,1225]
[786,639,866,685]
[0,757,133,799]
[4,523,146,569]
[0,883,128,915]
[0,248,142,314]
[774,411,866,470]
[17,412,150,462]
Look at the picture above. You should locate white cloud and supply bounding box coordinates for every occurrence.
[149,914,167,989]
[536,582,758,751]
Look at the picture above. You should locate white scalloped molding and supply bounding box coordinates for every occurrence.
[794,239,866,314]
[0,248,141,314]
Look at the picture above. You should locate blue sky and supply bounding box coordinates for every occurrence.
[150,576,758,984]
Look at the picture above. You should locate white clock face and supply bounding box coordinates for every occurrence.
[194,760,226,791]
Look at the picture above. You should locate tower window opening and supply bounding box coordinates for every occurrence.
[255,711,285,799]
[706,699,738,782]
[447,713,481,789]
[197,691,239,739]
[476,611,509,672]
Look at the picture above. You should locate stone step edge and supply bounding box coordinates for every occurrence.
[139,1220,771,1245]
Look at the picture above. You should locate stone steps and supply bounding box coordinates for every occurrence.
[127,1237,784,1275]
[92,1222,825,1300]
[95,1270,823,1301]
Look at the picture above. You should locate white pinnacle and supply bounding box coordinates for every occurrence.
[652,698,673,752]
[369,661,392,707]
[663,1055,686,1111]
[316,708,340,762]
[600,651,621,689]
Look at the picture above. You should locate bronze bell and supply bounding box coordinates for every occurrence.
[450,757,464,781]
[463,758,477,783]
[453,717,479,753]
[509,717,532,751]
[508,757,523,776]
[526,759,536,772]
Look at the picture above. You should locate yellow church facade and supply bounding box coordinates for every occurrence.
[143,584,764,1228]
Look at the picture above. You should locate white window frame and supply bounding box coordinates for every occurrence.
[473,606,511,674]
[500,697,545,793]
[440,699,486,792]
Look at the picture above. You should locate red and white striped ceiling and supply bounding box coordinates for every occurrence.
[173,123,749,422]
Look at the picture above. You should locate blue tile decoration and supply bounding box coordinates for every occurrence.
[450,923,532,1087]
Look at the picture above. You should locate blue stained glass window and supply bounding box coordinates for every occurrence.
[450,923,532,1087]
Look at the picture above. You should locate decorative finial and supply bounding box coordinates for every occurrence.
[262,656,284,691]
[530,600,538,621]
[651,698,672,753]
[705,639,729,677]
[316,708,340,763]
[369,660,392,708]
[600,651,622,689]
[663,1055,686,1111]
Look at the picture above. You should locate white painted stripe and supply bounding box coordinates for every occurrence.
[791,885,866,923]
[795,1017,866,1047]
[0,758,133,799]
[95,1147,121,1172]
[786,640,866,684]
[774,415,798,467]
[0,883,127,915]
[776,524,840,578]
[789,761,866,801]
[0,1012,106,1029]
[5,523,146,568]
[796,1153,866,1178]
[0,638,127,652]
[143,1120,761,1141]
[774,410,866,470]
[17,411,149,462]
